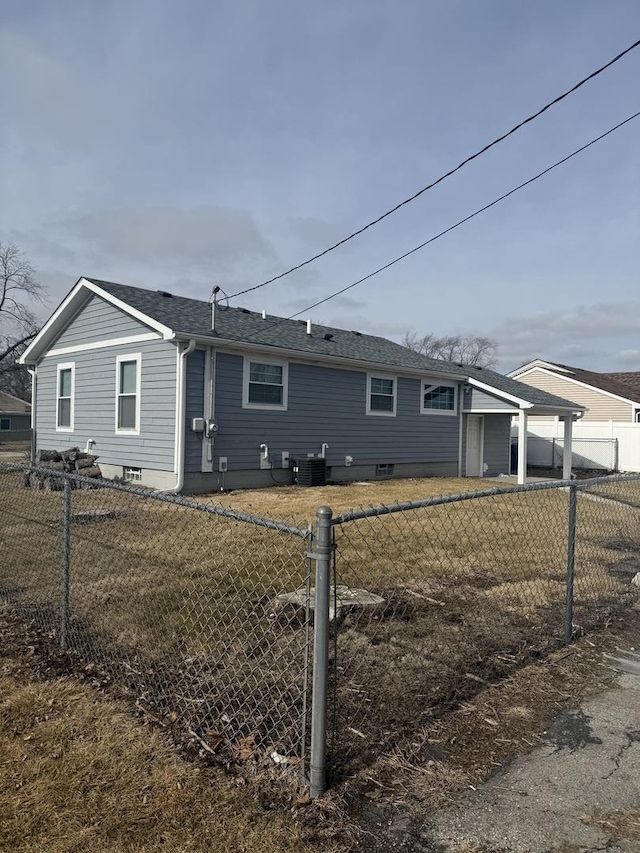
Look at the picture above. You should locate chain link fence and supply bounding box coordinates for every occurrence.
[0,463,313,771]
[327,476,640,777]
[1,463,639,795]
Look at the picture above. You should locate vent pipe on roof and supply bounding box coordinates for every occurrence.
[262,309,266,320]
[306,319,312,335]
[210,286,221,332]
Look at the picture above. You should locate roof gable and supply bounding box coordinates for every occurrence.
[509,359,640,406]
[0,391,30,412]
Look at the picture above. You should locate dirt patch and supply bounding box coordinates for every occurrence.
[346,609,640,827]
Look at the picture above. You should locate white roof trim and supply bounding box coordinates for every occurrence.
[508,359,574,377]
[20,277,174,365]
[511,365,640,407]
[467,377,533,409]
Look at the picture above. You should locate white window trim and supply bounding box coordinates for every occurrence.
[366,373,397,417]
[421,380,458,417]
[56,362,75,432]
[242,356,288,411]
[115,353,141,435]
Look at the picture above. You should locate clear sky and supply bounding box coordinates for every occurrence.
[2,0,639,371]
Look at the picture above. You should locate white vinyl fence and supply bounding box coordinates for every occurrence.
[512,421,640,473]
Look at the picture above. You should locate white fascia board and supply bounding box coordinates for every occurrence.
[528,404,584,416]
[461,408,519,414]
[515,365,640,407]
[47,332,161,357]
[20,277,175,365]
[467,377,533,409]
[507,360,574,378]
[178,334,466,382]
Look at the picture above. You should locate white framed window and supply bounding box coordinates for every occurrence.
[421,381,457,416]
[242,357,288,410]
[0,418,10,430]
[56,362,75,431]
[115,353,141,434]
[367,373,397,416]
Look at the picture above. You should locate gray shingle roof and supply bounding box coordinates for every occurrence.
[87,278,583,411]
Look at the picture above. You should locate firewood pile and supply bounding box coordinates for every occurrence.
[23,448,103,490]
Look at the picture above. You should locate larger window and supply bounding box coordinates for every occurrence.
[56,362,75,431]
[243,358,288,409]
[0,418,10,431]
[116,354,141,433]
[367,374,397,416]
[421,381,457,415]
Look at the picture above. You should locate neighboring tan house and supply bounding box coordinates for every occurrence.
[19,278,583,491]
[508,360,640,471]
[0,391,32,444]
[508,360,640,422]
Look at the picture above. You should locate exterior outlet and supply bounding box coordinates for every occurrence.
[218,457,227,473]
[281,451,290,468]
[345,455,353,467]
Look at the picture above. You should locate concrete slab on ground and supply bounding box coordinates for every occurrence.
[422,671,640,852]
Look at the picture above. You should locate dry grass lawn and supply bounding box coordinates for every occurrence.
[1,468,639,772]
[0,646,318,853]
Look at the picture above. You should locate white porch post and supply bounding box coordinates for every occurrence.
[562,415,573,480]
[517,409,528,485]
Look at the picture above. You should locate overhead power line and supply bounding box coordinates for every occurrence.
[241,109,639,340]
[229,37,640,301]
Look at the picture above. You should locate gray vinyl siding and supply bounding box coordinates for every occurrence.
[51,294,155,349]
[185,349,205,472]
[206,353,461,470]
[0,412,31,442]
[482,414,511,476]
[35,338,177,471]
[463,387,518,411]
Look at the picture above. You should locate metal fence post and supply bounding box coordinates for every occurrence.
[564,482,578,644]
[59,477,72,650]
[309,505,332,799]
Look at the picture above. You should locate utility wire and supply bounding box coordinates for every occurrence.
[229,37,640,301]
[240,109,639,340]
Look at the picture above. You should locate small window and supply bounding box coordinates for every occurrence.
[116,354,141,433]
[376,463,394,476]
[0,418,10,430]
[421,382,457,415]
[123,466,142,482]
[243,358,288,409]
[56,363,75,431]
[367,374,396,416]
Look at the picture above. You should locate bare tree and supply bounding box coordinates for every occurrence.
[0,243,45,398]
[403,331,498,368]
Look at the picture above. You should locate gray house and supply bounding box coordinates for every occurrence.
[20,278,583,492]
[0,391,32,444]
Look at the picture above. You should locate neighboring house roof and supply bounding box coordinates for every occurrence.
[0,391,31,413]
[602,371,640,399]
[509,359,640,406]
[21,277,584,413]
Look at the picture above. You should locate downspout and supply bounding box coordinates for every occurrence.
[28,367,36,464]
[458,383,466,477]
[162,339,196,494]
